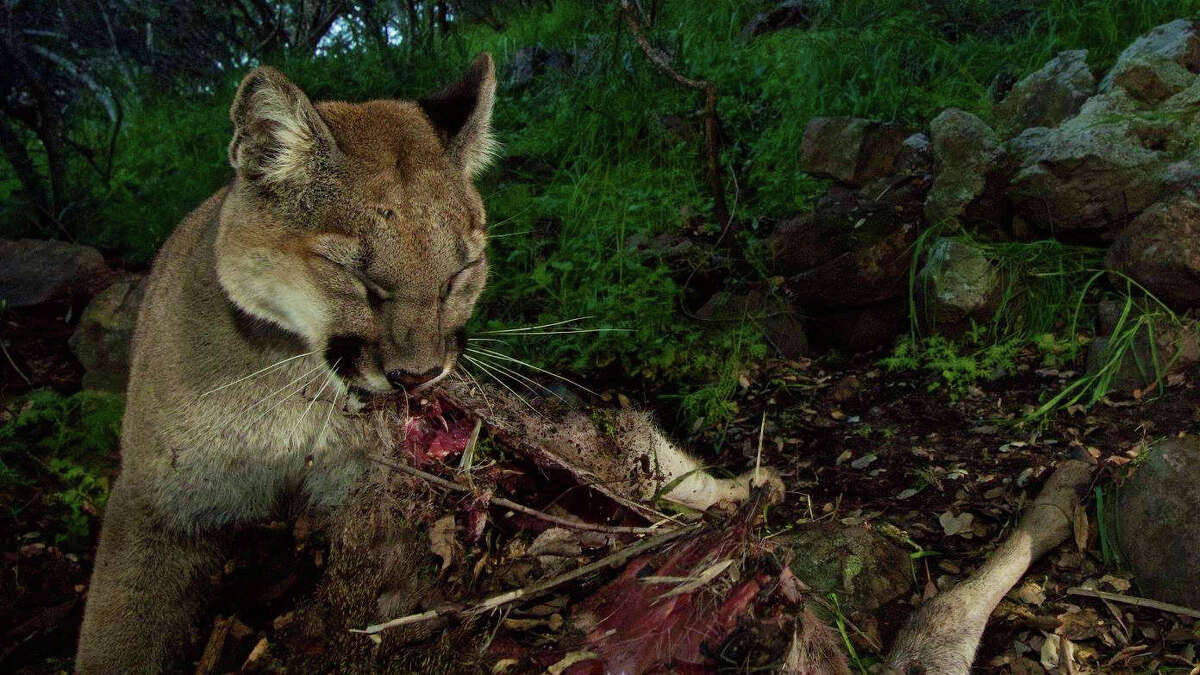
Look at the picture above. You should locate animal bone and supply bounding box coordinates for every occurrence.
[436,380,782,513]
[882,459,1093,675]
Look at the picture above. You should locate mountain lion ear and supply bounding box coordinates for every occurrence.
[228,66,341,195]
[418,53,497,179]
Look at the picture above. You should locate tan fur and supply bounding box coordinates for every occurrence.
[76,55,498,673]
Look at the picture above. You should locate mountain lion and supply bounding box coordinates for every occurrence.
[75,54,777,672]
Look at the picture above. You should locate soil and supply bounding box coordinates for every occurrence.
[2,315,1198,673]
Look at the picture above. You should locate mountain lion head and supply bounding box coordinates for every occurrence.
[215,54,496,395]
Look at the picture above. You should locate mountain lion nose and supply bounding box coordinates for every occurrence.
[386,367,442,389]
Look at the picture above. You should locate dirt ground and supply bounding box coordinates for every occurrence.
[2,317,1198,673]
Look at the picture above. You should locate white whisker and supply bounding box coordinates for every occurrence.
[468,353,566,403]
[476,328,631,337]
[200,350,316,397]
[461,354,539,415]
[466,347,598,396]
[289,364,337,440]
[478,316,595,334]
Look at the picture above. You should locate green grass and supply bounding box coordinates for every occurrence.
[4,0,1199,428]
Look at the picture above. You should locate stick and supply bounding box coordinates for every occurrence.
[619,0,729,230]
[1067,588,1200,619]
[369,456,667,536]
[354,523,702,635]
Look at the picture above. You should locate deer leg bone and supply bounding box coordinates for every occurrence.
[882,459,1093,675]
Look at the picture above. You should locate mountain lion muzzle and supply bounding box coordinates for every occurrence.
[75,54,497,673]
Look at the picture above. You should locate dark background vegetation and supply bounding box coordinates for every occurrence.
[1,0,1198,554]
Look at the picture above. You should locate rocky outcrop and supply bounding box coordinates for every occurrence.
[993,50,1095,135]
[1116,436,1200,609]
[69,275,145,392]
[760,19,1200,354]
[1099,18,1200,93]
[1106,195,1200,308]
[0,239,112,308]
[1006,90,1169,241]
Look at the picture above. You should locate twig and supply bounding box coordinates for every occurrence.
[368,456,666,536]
[619,0,729,229]
[353,523,702,635]
[1068,588,1200,619]
[1,340,32,386]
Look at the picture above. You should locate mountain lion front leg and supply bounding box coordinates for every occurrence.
[75,477,222,674]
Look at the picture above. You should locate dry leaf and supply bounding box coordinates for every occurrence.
[1040,633,1062,671]
[1098,574,1131,593]
[1009,581,1047,606]
[939,511,974,537]
[430,515,457,572]
[1073,504,1089,553]
[1057,607,1101,640]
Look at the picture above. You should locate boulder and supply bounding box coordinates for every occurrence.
[924,109,1010,226]
[771,167,929,287]
[1099,19,1200,92]
[915,238,1001,333]
[799,117,910,187]
[69,275,145,392]
[767,214,841,274]
[0,239,112,308]
[1107,55,1196,104]
[1006,91,1168,241]
[994,50,1095,135]
[782,523,912,613]
[1106,195,1200,308]
[1116,436,1200,609]
[741,1,811,39]
[783,222,919,309]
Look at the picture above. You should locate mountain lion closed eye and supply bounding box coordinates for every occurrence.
[75,53,778,673]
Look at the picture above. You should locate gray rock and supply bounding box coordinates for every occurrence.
[799,117,910,187]
[994,50,1095,135]
[1107,54,1196,104]
[924,109,1006,225]
[915,238,1001,333]
[1099,19,1200,92]
[69,275,145,392]
[1107,195,1200,309]
[782,523,912,614]
[1006,90,1168,241]
[0,239,112,308]
[1116,436,1200,609]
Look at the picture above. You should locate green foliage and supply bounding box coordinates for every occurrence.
[4,0,1197,424]
[0,390,123,549]
[882,330,1022,400]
